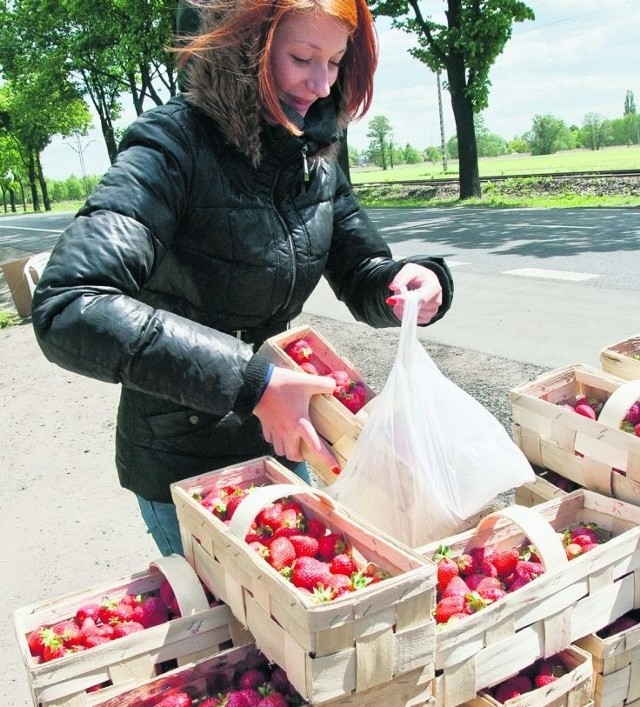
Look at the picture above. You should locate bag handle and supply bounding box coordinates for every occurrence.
[149,554,211,615]
[471,504,569,572]
[227,483,337,542]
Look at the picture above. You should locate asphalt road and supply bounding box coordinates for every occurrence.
[2,206,640,368]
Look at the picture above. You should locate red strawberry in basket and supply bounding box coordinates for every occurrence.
[112,621,145,639]
[285,339,313,364]
[491,548,520,578]
[155,693,193,707]
[434,545,459,592]
[329,370,366,413]
[258,694,288,707]
[317,533,347,561]
[493,674,533,702]
[574,403,596,420]
[27,626,57,657]
[268,536,297,571]
[292,556,332,591]
[289,534,319,558]
[52,619,83,648]
[533,656,568,688]
[132,595,169,628]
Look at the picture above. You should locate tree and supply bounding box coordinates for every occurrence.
[581,113,607,151]
[366,115,393,170]
[0,0,178,166]
[525,114,572,156]
[624,90,636,116]
[0,78,90,211]
[403,143,423,163]
[475,115,508,157]
[368,0,534,199]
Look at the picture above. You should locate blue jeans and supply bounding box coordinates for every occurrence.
[136,462,311,557]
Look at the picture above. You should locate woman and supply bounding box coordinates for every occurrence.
[31,0,453,556]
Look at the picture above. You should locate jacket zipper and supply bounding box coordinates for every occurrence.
[301,144,310,182]
[271,165,297,312]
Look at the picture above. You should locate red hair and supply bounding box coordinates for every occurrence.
[177,0,378,134]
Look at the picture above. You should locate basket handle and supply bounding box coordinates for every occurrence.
[149,554,210,615]
[471,504,568,572]
[227,483,337,541]
[591,379,640,428]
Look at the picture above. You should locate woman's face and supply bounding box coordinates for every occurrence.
[271,12,349,117]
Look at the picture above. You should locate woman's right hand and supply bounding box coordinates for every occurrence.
[253,367,338,468]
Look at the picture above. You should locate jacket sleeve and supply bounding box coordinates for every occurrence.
[324,167,454,328]
[31,109,271,420]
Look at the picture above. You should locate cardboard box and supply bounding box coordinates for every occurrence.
[2,255,33,317]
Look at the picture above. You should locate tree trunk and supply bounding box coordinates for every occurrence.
[28,152,41,212]
[447,61,481,199]
[9,187,17,212]
[36,153,51,211]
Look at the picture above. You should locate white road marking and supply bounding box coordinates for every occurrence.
[0,225,63,233]
[445,260,470,267]
[503,267,599,281]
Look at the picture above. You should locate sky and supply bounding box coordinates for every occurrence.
[41,0,639,180]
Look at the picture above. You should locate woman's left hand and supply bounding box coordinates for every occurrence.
[386,263,443,324]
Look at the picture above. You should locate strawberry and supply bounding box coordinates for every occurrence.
[155,693,193,707]
[599,613,639,637]
[82,633,112,648]
[493,674,533,702]
[570,525,599,547]
[434,545,460,592]
[441,575,471,598]
[533,656,567,688]
[132,595,169,628]
[268,665,294,695]
[27,626,57,657]
[565,542,583,559]
[98,598,133,625]
[289,534,319,558]
[256,503,285,532]
[329,370,367,413]
[74,603,101,624]
[285,338,314,364]
[324,573,353,597]
[257,693,288,707]
[473,576,503,600]
[248,540,270,558]
[52,619,83,648]
[238,668,269,690]
[624,402,640,424]
[329,553,359,576]
[41,632,67,662]
[317,533,347,561]
[267,536,296,571]
[491,548,520,578]
[456,553,479,576]
[112,621,145,639]
[514,560,545,581]
[306,518,327,539]
[291,556,332,591]
[225,688,262,706]
[574,403,596,419]
[434,596,466,624]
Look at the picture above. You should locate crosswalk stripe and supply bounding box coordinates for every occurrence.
[503,267,599,281]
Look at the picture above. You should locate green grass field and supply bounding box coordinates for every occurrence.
[350,144,640,183]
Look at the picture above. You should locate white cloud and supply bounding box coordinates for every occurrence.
[42,0,640,178]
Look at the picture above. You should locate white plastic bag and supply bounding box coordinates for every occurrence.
[329,291,534,547]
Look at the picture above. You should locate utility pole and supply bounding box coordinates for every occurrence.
[65,134,94,196]
[436,71,448,172]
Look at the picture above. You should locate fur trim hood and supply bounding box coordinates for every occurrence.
[177,0,348,166]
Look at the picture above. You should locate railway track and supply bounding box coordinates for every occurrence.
[353,168,640,189]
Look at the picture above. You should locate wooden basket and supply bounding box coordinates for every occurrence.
[515,472,570,508]
[417,490,640,706]
[15,555,252,707]
[258,325,377,484]
[94,640,436,707]
[510,363,640,505]
[464,645,594,707]
[575,611,640,707]
[172,456,437,705]
[601,335,640,381]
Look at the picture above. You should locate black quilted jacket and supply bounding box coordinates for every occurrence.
[32,34,453,503]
